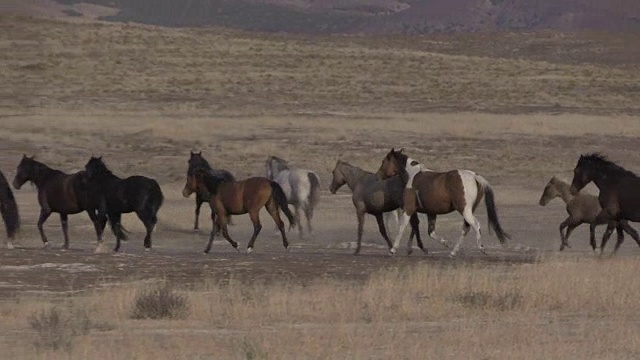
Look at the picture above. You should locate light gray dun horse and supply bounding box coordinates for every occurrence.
[265,156,321,238]
[539,176,626,252]
[329,160,423,255]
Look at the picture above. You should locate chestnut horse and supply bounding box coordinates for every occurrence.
[570,153,640,254]
[0,168,19,249]
[182,168,295,254]
[377,148,510,256]
[12,155,106,250]
[185,151,235,230]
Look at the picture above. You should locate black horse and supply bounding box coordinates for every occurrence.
[184,151,235,229]
[12,155,106,249]
[84,156,164,252]
[570,153,640,254]
[0,168,20,249]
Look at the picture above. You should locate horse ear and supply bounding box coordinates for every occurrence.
[98,156,103,160]
[398,148,404,154]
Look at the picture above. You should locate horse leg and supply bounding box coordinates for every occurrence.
[558,217,570,250]
[60,214,70,250]
[599,221,616,255]
[618,220,640,251]
[374,213,393,253]
[613,222,626,254]
[194,197,203,230]
[409,213,426,255]
[352,209,366,256]
[204,206,220,254]
[561,222,580,251]
[427,213,448,248]
[109,213,124,253]
[135,210,156,251]
[452,207,482,257]
[589,223,597,252]
[294,203,304,239]
[451,221,471,257]
[269,204,289,251]
[390,211,412,255]
[37,208,52,248]
[303,202,314,235]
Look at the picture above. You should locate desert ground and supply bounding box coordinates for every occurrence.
[1,14,640,359]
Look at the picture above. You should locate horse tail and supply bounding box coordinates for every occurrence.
[307,172,321,210]
[474,174,510,244]
[270,181,295,229]
[0,170,19,239]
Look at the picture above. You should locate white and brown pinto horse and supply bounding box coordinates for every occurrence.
[377,148,510,256]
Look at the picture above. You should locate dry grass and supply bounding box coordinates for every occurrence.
[2,255,640,359]
[2,15,640,115]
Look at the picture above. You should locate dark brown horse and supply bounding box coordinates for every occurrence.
[184,151,235,230]
[0,168,19,249]
[84,156,164,252]
[182,168,295,254]
[377,148,510,256]
[12,155,106,250]
[570,153,640,254]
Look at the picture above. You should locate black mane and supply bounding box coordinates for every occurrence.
[86,157,114,178]
[579,153,637,178]
[188,153,212,176]
[195,169,225,194]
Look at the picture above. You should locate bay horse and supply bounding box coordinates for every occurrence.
[570,153,640,254]
[377,148,510,256]
[0,168,20,249]
[539,176,625,251]
[185,151,235,230]
[84,156,164,252]
[265,155,320,238]
[182,168,295,254]
[329,160,424,255]
[12,155,106,249]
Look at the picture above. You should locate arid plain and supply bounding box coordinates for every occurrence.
[1,14,640,359]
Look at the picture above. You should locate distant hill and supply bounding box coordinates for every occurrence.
[11,0,640,34]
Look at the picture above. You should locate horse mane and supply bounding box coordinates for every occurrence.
[579,153,637,178]
[188,154,212,175]
[196,169,224,194]
[88,157,114,177]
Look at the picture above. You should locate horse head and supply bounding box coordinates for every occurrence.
[84,156,108,179]
[12,154,36,189]
[377,148,405,179]
[329,160,347,194]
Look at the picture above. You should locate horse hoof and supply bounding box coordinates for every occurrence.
[144,248,151,252]
[406,249,413,256]
[246,247,253,255]
[42,242,50,249]
[389,248,397,255]
[449,252,457,258]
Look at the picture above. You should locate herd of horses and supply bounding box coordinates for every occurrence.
[0,150,638,257]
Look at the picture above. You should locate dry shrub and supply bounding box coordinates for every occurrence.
[132,283,189,320]
[28,307,91,351]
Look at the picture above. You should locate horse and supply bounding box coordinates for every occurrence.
[377,148,510,257]
[182,168,295,254]
[265,155,320,238]
[84,156,164,252]
[329,160,424,255]
[539,176,625,251]
[0,168,19,249]
[570,153,640,254]
[184,151,235,230]
[12,155,106,249]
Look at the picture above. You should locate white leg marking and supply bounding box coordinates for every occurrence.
[392,212,411,253]
[7,241,14,250]
[246,247,253,254]
[428,231,448,247]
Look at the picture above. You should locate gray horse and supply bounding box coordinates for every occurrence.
[329,160,424,255]
[265,156,321,238]
[539,176,626,252]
